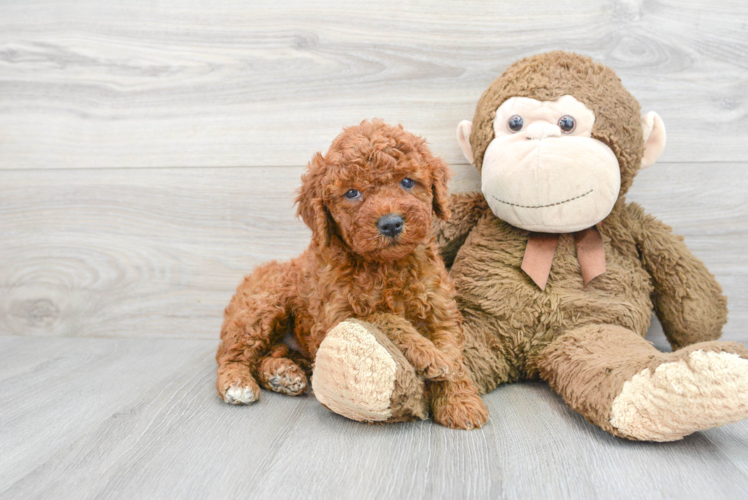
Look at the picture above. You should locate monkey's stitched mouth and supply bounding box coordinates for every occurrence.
[492,189,593,209]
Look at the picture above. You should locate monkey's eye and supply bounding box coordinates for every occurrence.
[344,189,361,200]
[558,115,576,133]
[508,115,524,132]
[400,178,415,189]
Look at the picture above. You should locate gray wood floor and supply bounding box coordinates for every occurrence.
[2,337,748,500]
[1,1,748,499]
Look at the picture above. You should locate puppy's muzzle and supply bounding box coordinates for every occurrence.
[377,214,404,238]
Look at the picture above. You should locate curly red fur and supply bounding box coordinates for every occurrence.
[215,119,487,428]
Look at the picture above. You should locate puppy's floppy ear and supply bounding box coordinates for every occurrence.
[429,156,452,220]
[295,153,335,246]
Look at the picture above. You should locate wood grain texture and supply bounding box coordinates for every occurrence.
[1,0,748,168]
[0,163,745,344]
[1,337,748,500]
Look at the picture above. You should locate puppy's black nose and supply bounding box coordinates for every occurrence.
[377,214,404,238]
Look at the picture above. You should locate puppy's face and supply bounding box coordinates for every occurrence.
[329,162,434,261]
[297,121,451,262]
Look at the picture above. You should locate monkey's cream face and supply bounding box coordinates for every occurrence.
[480,95,620,233]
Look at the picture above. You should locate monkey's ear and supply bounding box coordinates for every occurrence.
[295,153,334,245]
[430,157,452,220]
[641,112,667,169]
[456,120,475,165]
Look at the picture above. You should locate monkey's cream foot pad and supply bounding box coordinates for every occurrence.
[610,350,748,441]
[313,320,399,422]
[312,319,428,423]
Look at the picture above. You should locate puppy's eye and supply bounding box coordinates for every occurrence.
[558,115,576,133]
[508,115,524,132]
[400,178,415,189]
[344,189,361,200]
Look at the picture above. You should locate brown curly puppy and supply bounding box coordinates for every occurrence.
[215,119,488,429]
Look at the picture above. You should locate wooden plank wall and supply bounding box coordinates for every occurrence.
[1,0,747,346]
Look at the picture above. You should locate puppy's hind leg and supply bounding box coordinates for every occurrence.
[216,261,298,404]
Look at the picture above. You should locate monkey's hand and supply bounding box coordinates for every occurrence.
[433,192,489,268]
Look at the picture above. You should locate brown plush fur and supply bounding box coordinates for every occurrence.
[215,120,487,429]
[439,194,729,392]
[427,51,737,439]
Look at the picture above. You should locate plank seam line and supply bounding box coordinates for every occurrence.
[0,161,743,172]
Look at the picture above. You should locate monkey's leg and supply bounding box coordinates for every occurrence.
[216,261,297,404]
[312,319,429,424]
[537,324,748,441]
[460,311,519,395]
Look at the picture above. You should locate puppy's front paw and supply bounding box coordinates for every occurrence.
[224,383,260,404]
[432,391,489,430]
[218,373,261,405]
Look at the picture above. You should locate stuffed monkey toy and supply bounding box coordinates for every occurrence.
[312,51,748,440]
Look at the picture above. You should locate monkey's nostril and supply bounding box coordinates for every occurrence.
[377,214,404,238]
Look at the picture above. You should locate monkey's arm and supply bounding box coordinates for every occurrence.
[433,192,489,268]
[625,202,727,349]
